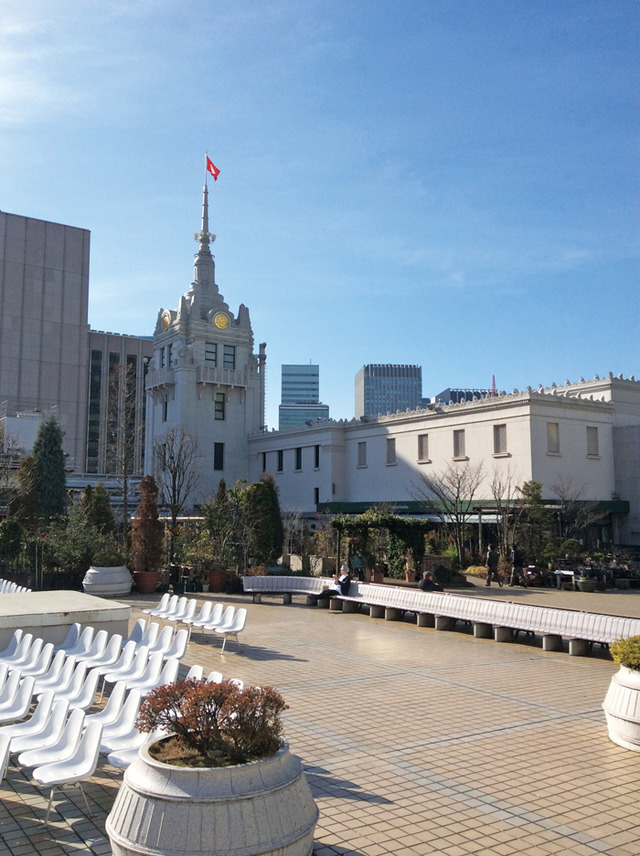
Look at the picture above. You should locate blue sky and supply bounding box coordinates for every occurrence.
[1,0,638,429]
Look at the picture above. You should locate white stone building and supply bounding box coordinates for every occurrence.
[144,186,266,505]
[249,374,640,546]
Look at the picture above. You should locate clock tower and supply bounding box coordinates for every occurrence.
[144,184,266,506]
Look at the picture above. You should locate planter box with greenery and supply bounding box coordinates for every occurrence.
[106,679,318,856]
[603,636,640,752]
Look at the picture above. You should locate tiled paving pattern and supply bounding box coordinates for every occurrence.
[1,581,640,855]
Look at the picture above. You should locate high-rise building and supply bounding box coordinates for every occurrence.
[144,184,266,505]
[355,364,423,419]
[279,364,329,429]
[0,211,90,468]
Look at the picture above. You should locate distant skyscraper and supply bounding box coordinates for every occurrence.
[433,387,492,404]
[279,364,329,429]
[355,364,423,418]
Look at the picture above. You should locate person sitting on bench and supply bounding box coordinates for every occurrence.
[310,564,351,603]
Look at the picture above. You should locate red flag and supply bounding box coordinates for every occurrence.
[206,156,220,181]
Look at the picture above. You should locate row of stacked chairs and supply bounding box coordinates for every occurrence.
[0,619,232,824]
[0,578,31,594]
[143,594,247,651]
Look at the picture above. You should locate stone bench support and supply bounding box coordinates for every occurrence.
[435,616,455,631]
[370,605,385,619]
[542,634,563,651]
[569,638,590,656]
[385,607,403,621]
[473,622,493,639]
[417,613,435,628]
[494,626,514,642]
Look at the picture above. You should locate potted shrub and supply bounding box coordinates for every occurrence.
[130,475,164,595]
[106,678,318,856]
[603,635,640,752]
[82,540,132,598]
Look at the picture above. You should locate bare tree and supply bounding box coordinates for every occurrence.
[489,467,520,557]
[413,461,484,567]
[106,363,139,540]
[0,430,25,510]
[153,427,199,563]
[549,474,607,543]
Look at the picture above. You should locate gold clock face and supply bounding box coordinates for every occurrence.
[162,313,170,331]
[214,313,229,330]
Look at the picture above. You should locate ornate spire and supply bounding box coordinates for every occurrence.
[193,183,216,288]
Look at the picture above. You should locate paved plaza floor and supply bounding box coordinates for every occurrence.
[1,580,640,856]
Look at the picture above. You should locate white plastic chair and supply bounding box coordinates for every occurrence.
[162,628,189,661]
[84,681,127,728]
[41,661,87,703]
[146,625,174,657]
[206,670,224,683]
[228,678,244,691]
[193,602,222,629]
[80,633,123,670]
[15,642,54,678]
[139,621,161,649]
[74,629,108,663]
[102,647,150,692]
[0,629,23,660]
[11,699,70,755]
[162,596,187,624]
[133,658,180,696]
[0,671,23,710]
[53,624,81,653]
[0,675,36,723]
[201,605,235,637]
[34,655,77,695]
[183,601,213,638]
[168,598,197,627]
[95,640,136,680]
[64,627,95,659]
[99,690,142,752]
[9,636,43,672]
[0,732,9,781]
[0,690,55,740]
[33,719,103,826]
[18,708,86,769]
[122,618,146,648]
[185,664,205,681]
[2,634,36,668]
[0,663,8,695]
[215,608,247,653]
[65,667,101,712]
[153,594,179,621]
[143,593,170,616]
[121,651,163,693]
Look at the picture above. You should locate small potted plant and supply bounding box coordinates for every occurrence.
[106,678,318,856]
[603,635,640,752]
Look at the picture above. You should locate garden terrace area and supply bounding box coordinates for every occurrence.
[1,582,640,855]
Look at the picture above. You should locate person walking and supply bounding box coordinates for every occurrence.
[509,545,527,587]
[485,544,502,587]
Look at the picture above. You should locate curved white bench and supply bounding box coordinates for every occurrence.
[242,576,335,604]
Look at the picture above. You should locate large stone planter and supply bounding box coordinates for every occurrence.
[603,665,640,752]
[82,565,132,598]
[106,740,318,856]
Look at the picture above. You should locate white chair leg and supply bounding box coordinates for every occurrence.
[44,786,57,826]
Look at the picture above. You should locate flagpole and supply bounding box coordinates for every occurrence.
[204,151,208,187]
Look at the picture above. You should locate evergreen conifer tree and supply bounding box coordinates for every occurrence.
[32,414,67,521]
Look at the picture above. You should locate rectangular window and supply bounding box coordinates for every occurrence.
[213,442,224,471]
[314,445,320,469]
[586,426,599,457]
[547,422,560,454]
[493,424,507,455]
[223,345,236,370]
[166,345,171,368]
[162,398,168,422]
[214,392,225,421]
[262,452,267,473]
[453,429,466,458]
[205,343,217,365]
[386,437,396,465]
[357,441,367,467]
[418,434,429,462]
[277,450,283,472]
[160,347,165,368]
[295,447,302,470]
[314,487,319,504]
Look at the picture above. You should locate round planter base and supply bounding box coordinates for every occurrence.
[603,665,640,752]
[82,566,132,598]
[106,741,318,856]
